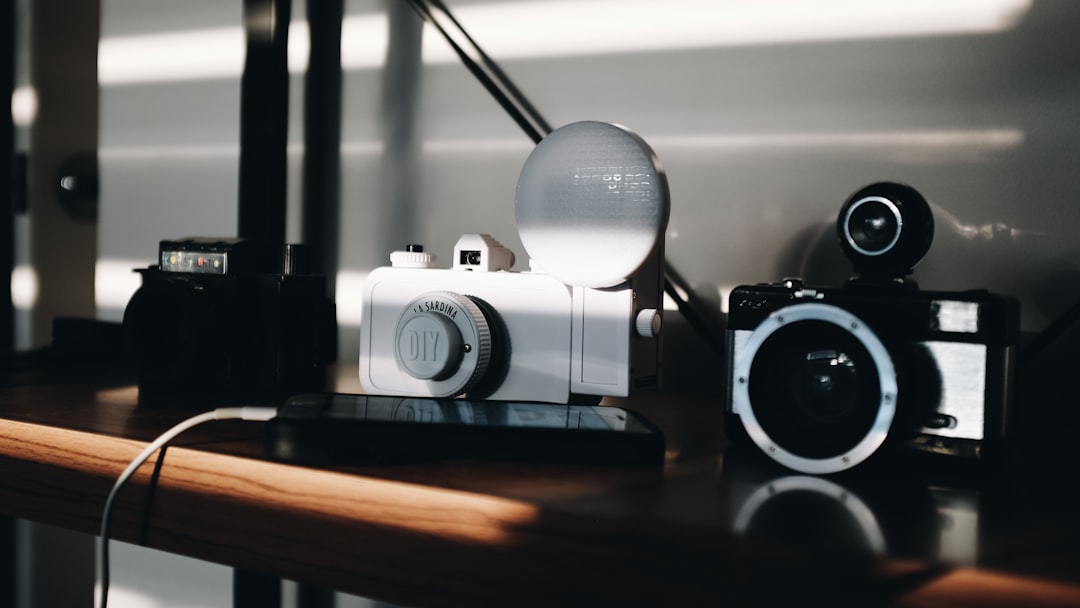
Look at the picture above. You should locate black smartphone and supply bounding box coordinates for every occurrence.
[265,393,665,466]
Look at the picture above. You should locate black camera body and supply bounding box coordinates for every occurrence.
[725,183,1020,474]
[123,238,337,398]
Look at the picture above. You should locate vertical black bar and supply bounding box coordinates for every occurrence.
[0,517,12,608]
[0,520,9,608]
[0,0,10,484]
[1,0,14,354]
[297,583,336,608]
[233,569,282,608]
[235,1,289,605]
[238,0,290,244]
[300,0,343,289]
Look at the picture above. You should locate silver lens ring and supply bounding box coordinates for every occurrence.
[842,195,903,257]
[731,302,898,474]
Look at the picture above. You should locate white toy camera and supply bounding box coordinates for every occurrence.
[359,121,670,403]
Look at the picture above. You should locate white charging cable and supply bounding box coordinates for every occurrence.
[97,406,278,608]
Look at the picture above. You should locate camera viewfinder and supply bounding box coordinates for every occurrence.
[451,234,515,272]
[460,250,482,266]
[837,182,934,282]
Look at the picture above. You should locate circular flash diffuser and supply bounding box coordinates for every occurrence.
[515,121,669,288]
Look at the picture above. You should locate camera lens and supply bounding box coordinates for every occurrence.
[837,182,934,280]
[845,197,901,256]
[393,292,496,398]
[750,321,881,459]
[731,303,898,474]
[801,350,860,422]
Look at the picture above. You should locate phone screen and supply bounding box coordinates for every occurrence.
[267,393,664,466]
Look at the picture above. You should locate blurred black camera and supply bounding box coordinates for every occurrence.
[123,238,337,398]
[726,183,1020,474]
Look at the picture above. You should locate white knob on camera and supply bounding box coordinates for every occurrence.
[636,309,662,338]
[390,247,436,269]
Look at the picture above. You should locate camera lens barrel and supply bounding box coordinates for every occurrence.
[731,302,898,474]
[837,182,934,280]
[393,291,495,397]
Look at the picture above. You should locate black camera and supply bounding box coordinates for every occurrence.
[726,183,1020,474]
[123,238,337,398]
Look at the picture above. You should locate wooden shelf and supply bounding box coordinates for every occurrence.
[1,364,1079,606]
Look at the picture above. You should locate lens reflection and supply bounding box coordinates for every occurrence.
[799,349,860,423]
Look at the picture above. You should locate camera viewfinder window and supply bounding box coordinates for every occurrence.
[459,250,482,266]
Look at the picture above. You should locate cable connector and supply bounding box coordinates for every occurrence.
[213,406,279,422]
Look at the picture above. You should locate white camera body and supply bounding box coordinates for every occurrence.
[359,234,663,403]
[359,121,670,404]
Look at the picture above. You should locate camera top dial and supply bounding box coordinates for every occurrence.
[837,182,934,281]
[515,121,669,289]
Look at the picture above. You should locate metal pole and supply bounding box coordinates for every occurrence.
[300,0,343,289]
[1,0,13,354]
[238,0,290,244]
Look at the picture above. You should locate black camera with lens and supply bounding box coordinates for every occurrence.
[123,238,337,398]
[725,183,1020,474]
